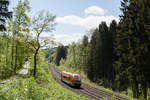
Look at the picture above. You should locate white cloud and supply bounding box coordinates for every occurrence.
[41,32,85,45]
[56,5,119,29]
[56,15,119,29]
[41,32,84,46]
[53,5,120,45]
[56,16,83,26]
[53,33,84,45]
[84,6,105,15]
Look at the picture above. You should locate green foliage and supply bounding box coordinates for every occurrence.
[0,34,30,79]
[87,28,101,81]
[28,50,50,83]
[55,45,67,66]
[60,58,66,65]
[44,47,57,62]
[0,0,32,79]
[0,78,46,100]
[114,0,150,99]
[64,41,89,72]
[13,0,30,27]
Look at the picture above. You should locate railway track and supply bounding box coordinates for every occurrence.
[50,64,128,100]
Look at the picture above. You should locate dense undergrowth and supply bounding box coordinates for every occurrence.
[0,35,30,80]
[0,51,89,100]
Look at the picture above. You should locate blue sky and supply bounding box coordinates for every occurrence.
[9,0,122,45]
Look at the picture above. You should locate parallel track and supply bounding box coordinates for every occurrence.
[50,65,128,100]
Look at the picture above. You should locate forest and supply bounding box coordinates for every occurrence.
[46,0,150,99]
[1,0,150,100]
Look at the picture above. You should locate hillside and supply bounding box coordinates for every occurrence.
[0,53,89,100]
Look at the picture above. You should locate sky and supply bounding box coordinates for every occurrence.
[9,0,122,45]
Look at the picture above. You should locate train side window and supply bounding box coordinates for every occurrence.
[63,75,67,79]
[68,76,72,80]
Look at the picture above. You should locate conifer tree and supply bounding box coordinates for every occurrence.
[114,0,150,99]
[56,45,67,66]
[109,20,117,89]
[0,0,12,31]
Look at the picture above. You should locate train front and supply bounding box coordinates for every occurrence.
[72,74,81,87]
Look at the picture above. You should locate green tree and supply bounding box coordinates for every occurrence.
[0,0,12,31]
[9,0,30,74]
[28,10,56,77]
[55,45,67,66]
[108,20,118,89]
[64,42,85,71]
[65,42,77,68]
[114,0,150,99]
[99,22,109,81]
[82,35,89,72]
[87,28,101,81]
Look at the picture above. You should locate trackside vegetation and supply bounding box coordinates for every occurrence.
[0,51,89,100]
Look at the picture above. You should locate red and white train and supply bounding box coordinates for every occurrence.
[61,71,81,87]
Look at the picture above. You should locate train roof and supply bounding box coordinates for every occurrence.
[62,71,80,76]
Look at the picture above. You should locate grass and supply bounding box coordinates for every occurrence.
[56,65,137,100]
[0,53,89,100]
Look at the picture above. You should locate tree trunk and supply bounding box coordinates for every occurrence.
[20,46,24,67]
[33,46,40,78]
[72,47,76,68]
[142,82,147,100]
[14,43,18,74]
[11,36,14,73]
[5,38,8,67]
[132,78,139,98]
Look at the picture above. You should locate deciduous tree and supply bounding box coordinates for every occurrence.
[28,10,56,77]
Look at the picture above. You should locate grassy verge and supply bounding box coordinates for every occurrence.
[56,65,137,100]
[0,52,89,100]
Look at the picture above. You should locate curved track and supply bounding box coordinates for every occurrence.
[50,64,128,100]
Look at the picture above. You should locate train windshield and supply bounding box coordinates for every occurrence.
[74,75,80,81]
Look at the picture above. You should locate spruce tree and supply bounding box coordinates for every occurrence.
[99,22,109,80]
[109,20,117,89]
[87,28,100,81]
[56,45,67,66]
[0,0,12,31]
[114,0,150,99]
[114,0,132,94]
